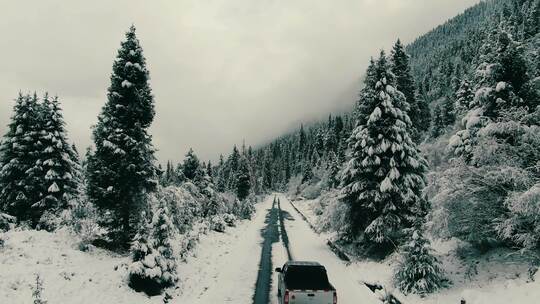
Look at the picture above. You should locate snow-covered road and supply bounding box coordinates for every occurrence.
[181,193,381,304]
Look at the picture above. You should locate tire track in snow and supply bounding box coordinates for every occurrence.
[277,198,294,261]
[252,199,280,304]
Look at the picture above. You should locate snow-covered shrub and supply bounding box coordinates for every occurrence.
[177,221,210,261]
[0,234,6,249]
[435,163,530,249]
[154,185,203,234]
[316,191,351,237]
[435,106,539,249]
[223,192,254,220]
[68,199,105,251]
[222,213,237,227]
[497,184,540,249]
[448,108,487,160]
[235,196,255,220]
[210,215,226,233]
[204,195,224,218]
[419,136,452,170]
[220,191,237,211]
[394,228,447,296]
[0,212,16,232]
[300,181,324,200]
[287,175,303,198]
[76,218,106,252]
[37,210,66,232]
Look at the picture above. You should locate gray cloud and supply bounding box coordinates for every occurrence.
[0,0,479,162]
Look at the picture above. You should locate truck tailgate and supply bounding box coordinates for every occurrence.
[289,290,334,304]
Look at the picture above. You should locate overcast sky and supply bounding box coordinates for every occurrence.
[0,0,480,163]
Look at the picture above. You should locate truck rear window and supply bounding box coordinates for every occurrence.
[284,266,331,290]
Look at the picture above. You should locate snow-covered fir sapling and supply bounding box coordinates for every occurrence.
[150,198,178,288]
[32,273,47,304]
[394,225,448,296]
[128,202,177,295]
[128,212,156,293]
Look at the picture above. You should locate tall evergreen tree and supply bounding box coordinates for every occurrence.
[262,150,273,190]
[430,105,446,138]
[236,156,251,200]
[86,25,157,248]
[340,51,428,253]
[216,154,226,192]
[298,124,306,155]
[391,39,427,142]
[474,25,532,118]
[0,93,43,223]
[35,95,81,222]
[182,148,200,181]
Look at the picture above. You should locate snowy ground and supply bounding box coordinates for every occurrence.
[290,196,540,304]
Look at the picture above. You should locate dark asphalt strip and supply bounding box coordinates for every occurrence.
[252,200,280,304]
[277,199,294,261]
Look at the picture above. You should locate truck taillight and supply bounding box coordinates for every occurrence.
[333,291,337,304]
[284,290,289,304]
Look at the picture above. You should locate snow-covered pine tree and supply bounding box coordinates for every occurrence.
[339,51,428,254]
[441,96,456,126]
[473,25,531,119]
[391,39,427,142]
[327,151,340,188]
[182,148,200,181]
[34,95,81,227]
[227,145,241,190]
[0,93,43,224]
[430,105,446,138]
[262,150,273,190]
[455,79,475,115]
[394,226,447,296]
[236,156,251,200]
[206,161,213,179]
[86,25,157,249]
[216,154,227,192]
[299,124,307,156]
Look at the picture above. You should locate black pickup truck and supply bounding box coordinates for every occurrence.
[275,261,337,304]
